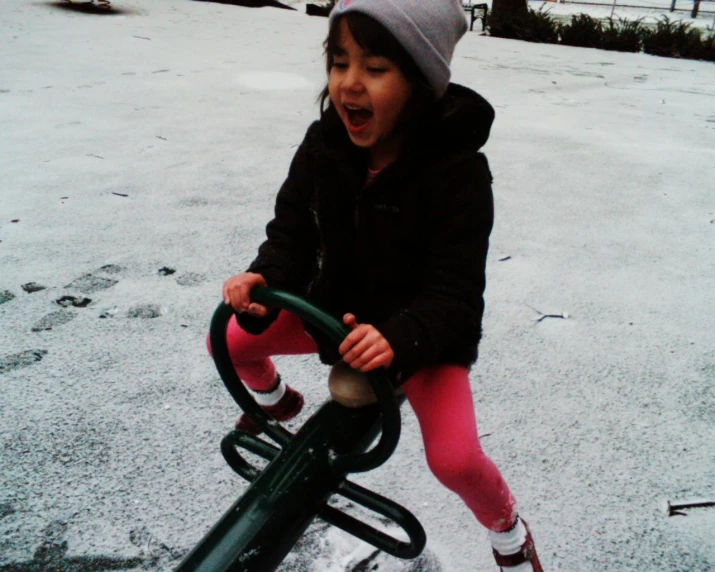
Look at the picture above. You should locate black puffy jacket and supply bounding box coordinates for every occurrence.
[236,83,495,385]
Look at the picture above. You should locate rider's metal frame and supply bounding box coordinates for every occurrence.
[176,288,425,571]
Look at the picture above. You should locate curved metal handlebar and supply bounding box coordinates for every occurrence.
[220,430,280,483]
[320,479,426,559]
[209,287,401,474]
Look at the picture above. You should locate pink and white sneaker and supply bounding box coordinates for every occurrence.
[491,518,543,572]
[235,381,304,435]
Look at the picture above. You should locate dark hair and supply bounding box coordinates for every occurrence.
[319,12,436,133]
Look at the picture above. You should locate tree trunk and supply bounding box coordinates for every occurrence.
[490,0,528,22]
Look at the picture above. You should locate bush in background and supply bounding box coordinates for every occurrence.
[559,13,603,48]
[641,16,702,58]
[698,32,715,61]
[489,6,559,44]
[488,11,714,62]
[521,6,561,43]
[601,17,645,52]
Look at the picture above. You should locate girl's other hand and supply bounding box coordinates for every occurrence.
[339,313,394,372]
[222,272,270,316]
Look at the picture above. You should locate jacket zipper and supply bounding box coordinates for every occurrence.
[354,192,362,228]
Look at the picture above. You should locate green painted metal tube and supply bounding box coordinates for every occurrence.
[176,290,422,571]
[178,406,341,571]
[211,287,401,473]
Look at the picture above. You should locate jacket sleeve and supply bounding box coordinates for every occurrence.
[376,153,494,383]
[235,125,320,334]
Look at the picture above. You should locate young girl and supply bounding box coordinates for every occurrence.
[215,1,542,569]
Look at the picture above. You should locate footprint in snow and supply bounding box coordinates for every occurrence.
[129,525,185,561]
[32,310,77,332]
[0,349,48,374]
[0,290,16,304]
[64,265,122,294]
[2,520,147,572]
[176,272,206,287]
[126,304,162,319]
[65,274,117,293]
[97,264,122,274]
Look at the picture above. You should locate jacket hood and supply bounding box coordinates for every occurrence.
[316,83,495,159]
[426,83,495,154]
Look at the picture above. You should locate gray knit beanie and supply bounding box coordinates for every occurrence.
[328,0,468,99]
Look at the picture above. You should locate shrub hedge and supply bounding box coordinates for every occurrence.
[602,17,645,53]
[489,6,560,43]
[488,9,715,62]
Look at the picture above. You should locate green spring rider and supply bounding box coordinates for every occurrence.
[176,287,426,571]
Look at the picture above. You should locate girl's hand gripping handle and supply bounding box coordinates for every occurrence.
[339,313,395,373]
[222,272,271,316]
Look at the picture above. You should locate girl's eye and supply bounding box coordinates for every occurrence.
[332,61,348,69]
[367,67,387,74]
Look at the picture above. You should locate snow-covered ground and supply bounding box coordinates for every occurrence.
[1,1,713,571]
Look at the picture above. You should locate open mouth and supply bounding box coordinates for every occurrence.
[344,104,373,129]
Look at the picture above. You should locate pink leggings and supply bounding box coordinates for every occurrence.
[209,311,518,532]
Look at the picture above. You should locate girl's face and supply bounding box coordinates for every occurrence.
[328,19,413,170]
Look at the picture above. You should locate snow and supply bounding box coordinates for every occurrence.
[235,70,314,90]
[1,0,713,570]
